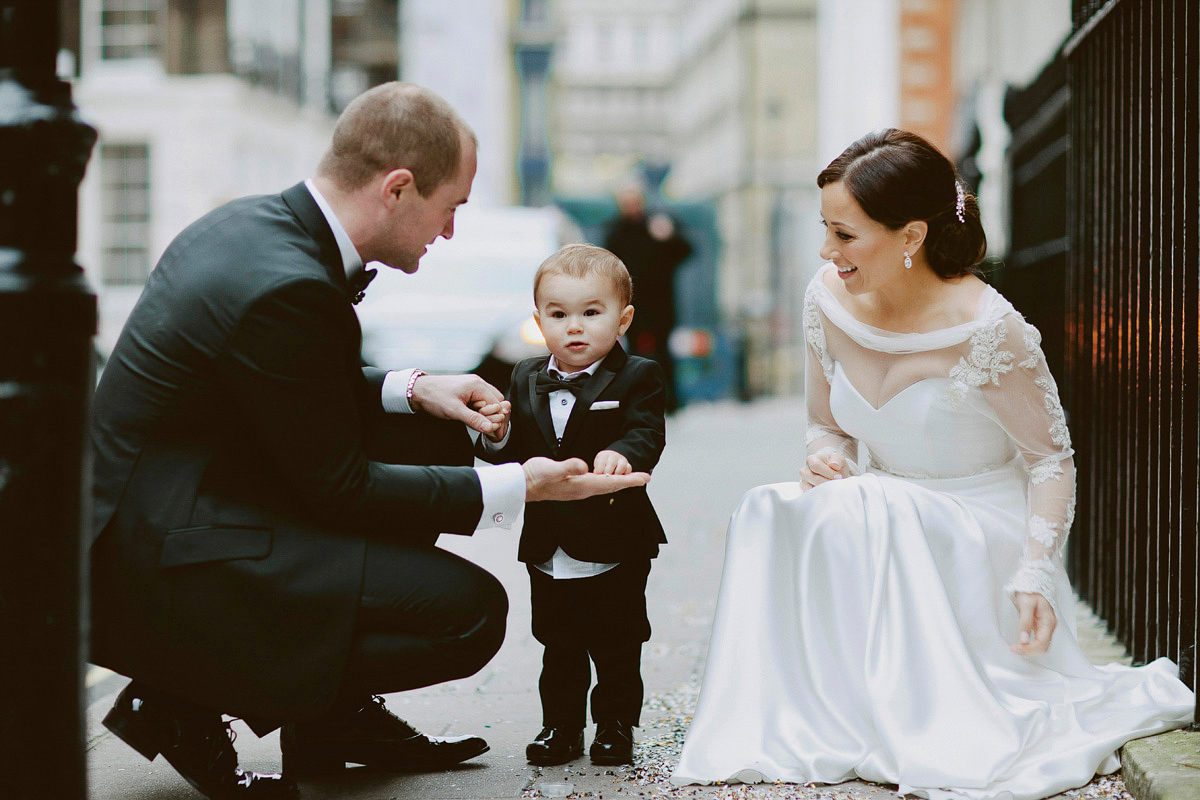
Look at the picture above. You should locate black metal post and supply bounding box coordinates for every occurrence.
[0,1,97,797]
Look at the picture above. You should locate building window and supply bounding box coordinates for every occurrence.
[100,143,152,287]
[100,0,162,61]
[522,0,550,24]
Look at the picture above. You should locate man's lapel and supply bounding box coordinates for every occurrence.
[280,182,354,301]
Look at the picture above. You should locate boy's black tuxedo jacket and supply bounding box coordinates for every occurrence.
[480,346,667,564]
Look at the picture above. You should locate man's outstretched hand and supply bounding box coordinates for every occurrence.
[523,456,649,502]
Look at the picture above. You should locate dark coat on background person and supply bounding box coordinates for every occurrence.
[603,214,692,346]
[477,345,667,565]
[89,182,484,724]
[604,212,692,413]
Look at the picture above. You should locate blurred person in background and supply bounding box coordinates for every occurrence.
[603,181,692,414]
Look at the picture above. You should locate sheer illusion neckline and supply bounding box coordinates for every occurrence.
[813,264,1000,353]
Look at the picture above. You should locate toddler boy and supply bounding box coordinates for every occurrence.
[478,243,667,766]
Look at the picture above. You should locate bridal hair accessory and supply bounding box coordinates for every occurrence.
[954,182,966,224]
[904,251,912,269]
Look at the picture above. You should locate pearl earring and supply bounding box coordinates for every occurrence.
[903,251,912,269]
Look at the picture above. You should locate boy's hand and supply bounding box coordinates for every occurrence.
[593,449,632,475]
[410,374,504,435]
[472,399,511,442]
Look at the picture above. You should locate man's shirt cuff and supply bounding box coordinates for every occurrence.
[381,369,418,414]
[475,463,524,530]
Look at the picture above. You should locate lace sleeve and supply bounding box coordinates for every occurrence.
[963,312,1075,607]
[803,281,859,472]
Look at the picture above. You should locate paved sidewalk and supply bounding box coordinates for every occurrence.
[85,397,1181,800]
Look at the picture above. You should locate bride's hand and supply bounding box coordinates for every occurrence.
[800,452,845,492]
[1011,592,1056,655]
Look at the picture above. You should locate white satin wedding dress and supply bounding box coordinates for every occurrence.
[672,265,1194,800]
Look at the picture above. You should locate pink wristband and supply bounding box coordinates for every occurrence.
[406,369,426,404]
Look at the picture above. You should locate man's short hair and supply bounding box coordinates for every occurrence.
[317,82,477,197]
[534,244,633,308]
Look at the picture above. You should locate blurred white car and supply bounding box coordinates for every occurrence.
[356,204,580,389]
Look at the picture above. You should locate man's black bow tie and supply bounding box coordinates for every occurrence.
[534,371,590,395]
[349,267,377,305]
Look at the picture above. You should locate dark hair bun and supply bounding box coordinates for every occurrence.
[817,128,987,279]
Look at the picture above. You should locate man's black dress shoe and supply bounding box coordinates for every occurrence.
[102,684,298,799]
[589,722,634,765]
[525,727,584,766]
[280,695,489,776]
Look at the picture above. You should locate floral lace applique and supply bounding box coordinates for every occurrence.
[1033,376,1072,449]
[948,319,1015,405]
[1028,514,1061,551]
[803,288,834,384]
[1019,322,1042,369]
[1005,555,1060,606]
[1029,455,1065,485]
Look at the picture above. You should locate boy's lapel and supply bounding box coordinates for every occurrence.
[527,369,560,453]
[560,344,628,447]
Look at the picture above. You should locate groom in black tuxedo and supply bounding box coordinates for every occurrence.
[89,82,649,800]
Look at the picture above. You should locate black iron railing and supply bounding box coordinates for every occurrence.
[1002,1,1198,725]
[1065,0,1197,713]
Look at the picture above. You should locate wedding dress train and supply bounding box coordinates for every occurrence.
[671,266,1194,800]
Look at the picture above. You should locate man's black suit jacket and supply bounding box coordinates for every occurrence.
[479,346,666,564]
[89,183,484,722]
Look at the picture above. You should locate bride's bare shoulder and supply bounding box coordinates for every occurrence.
[956,274,991,320]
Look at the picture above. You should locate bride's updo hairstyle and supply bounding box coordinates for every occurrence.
[817,129,987,279]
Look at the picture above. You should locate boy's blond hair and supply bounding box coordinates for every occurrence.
[533,244,634,308]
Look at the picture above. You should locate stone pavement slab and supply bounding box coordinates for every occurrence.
[1121,730,1200,800]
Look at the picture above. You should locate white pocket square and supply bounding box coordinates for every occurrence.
[590,400,620,410]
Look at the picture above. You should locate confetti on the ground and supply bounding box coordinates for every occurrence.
[523,677,1139,800]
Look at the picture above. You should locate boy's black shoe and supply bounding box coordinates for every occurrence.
[526,727,584,766]
[589,722,634,765]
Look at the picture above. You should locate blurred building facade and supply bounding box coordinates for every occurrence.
[72,0,337,355]
[671,0,819,397]
[400,0,519,207]
[68,0,527,356]
[549,0,683,195]
[537,0,1073,397]
[952,0,1071,257]
[547,0,820,397]
[68,0,1074,395]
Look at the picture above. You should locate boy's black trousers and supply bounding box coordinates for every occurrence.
[527,559,652,729]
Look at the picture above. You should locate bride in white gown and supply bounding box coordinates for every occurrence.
[671,129,1194,800]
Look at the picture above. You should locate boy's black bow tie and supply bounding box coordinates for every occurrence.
[534,371,589,395]
[349,268,377,305]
